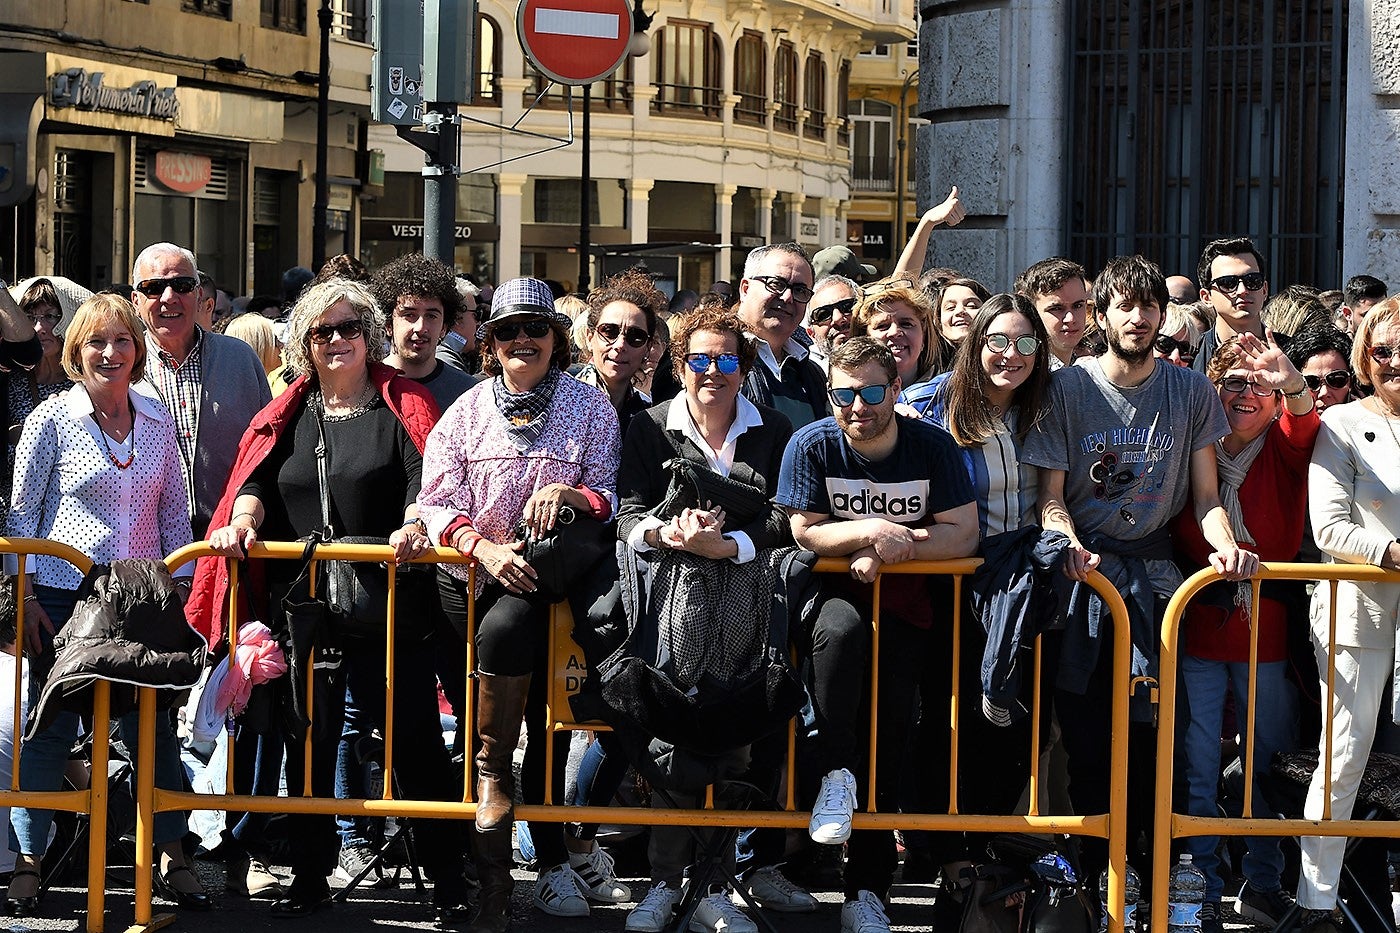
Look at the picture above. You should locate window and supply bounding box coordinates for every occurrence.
[859,44,890,58]
[527,58,632,112]
[803,52,826,140]
[850,98,894,191]
[836,60,851,145]
[734,31,766,125]
[774,42,798,133]
[652,20,721,116]
[472,12,502,105]
[331,0,367,42]
[182,0,231,19]
[261,0,304,33]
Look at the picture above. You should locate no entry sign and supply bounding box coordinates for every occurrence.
[517,0,632,86]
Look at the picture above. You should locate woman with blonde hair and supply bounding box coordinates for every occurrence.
[1155,302,1203,368]
[223,312,282,376]
[850,278,944,398]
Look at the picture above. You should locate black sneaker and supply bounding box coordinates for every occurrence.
[1297,907,1341,933]
[1236,884,1296,928]
[1199,901,1224,933]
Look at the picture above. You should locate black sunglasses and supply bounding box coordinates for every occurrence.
[1303,370,1350,391]
[750,275,814,304]
[1153,334,1198,359]
[594,322,650,348]
[134,276,199,298]
[828,383,891,407]
[308,319,365,344]
[1209,272,1267,293]
[808,296,858,326]
[1218,376,1277,397]
[492,319,552,341]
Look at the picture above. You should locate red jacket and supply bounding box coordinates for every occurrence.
[185,362,440,646]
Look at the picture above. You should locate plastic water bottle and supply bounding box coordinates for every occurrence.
[1097,864,1142,931]
[1167,853,1207,933]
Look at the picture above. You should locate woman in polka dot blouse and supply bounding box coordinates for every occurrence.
[3,293,205,915]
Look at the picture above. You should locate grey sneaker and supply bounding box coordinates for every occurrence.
[1298,907,1342,933]
[1236,884,1296,928]
[334,844,381,886]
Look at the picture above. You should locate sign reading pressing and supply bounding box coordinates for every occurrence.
[153,151,212,193]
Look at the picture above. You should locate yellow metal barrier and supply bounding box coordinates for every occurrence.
[0,538,104,933]
[1151,562,1400,932]
[120,543,1136,933]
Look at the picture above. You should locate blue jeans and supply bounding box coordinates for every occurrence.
[1179,655,1295,902]
[10,585,188,855]
[335,687,377,849]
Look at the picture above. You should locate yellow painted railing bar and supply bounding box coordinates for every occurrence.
[133,688,156,926]
[1242,577,1261,819]
[948,572,962,816]
[383,562,397,796]
[1029,635,1042,817]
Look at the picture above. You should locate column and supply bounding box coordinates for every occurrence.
[627,179,655,245]
[781,191,804,242]
[757,188,776,244]
[715,183,737,281]
[819,197,840,250]
[497,172,527,282]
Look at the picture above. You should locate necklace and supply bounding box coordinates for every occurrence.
[320,383,374,414]
[98,416,136,469]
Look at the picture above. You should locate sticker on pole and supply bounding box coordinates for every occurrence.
[517,0,632,86]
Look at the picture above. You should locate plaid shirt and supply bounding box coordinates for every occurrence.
[145,327,205,518]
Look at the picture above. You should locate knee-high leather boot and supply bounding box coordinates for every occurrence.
[473,672,530,832]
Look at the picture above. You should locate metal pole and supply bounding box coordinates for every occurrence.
[579,83,592,293]
[422,102,459,265]
[312,0,333,270]
[893,68,919,265]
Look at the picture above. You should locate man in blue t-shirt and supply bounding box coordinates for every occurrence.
[775,337,977,933]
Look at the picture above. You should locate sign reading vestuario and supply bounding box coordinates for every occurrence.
[49,69,179,121]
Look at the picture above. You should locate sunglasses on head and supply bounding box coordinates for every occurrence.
[308,319,365,344]
[1153,334,1198,359]
[1209,272,1267,293]
[684,352,740,375]
[750,275,814,304]
[594,322,650,348]
[134,276,199,298]
[492,319,552,341]
[1303,370,1350,391]
[985,333,1041,356]
[1218,376,1277,397]
[827,383,891,408]
[808,296,858,326]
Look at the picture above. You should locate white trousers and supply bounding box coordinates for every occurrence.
[1296,641,1392,909]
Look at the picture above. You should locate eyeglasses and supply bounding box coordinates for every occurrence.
[827,383,891,408]
[25,309,62,326]
[1218,376,1278,397]
[985,333,1041,356]
[684,352,740,375]
[1303,370,1351,391]
[308,319,365,344]
[1209,272,1267,293]
[594,322,650,348]
[134,276,200,298]
[1153,334,1198,359]
[808,297,858,326]
[749,275,814,304]
[863,275,918,298]
[491,319,552,341]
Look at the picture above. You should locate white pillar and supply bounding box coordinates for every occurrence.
[628,179,655,245]
[819,197,839,249]
[781,191,804,242]
[716,183,737,281]
[758,187,776,243]
[497,172,527,281]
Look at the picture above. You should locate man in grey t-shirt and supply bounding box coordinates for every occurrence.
[1022,254,1255,891]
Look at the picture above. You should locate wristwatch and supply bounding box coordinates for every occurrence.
[404,517,427,535]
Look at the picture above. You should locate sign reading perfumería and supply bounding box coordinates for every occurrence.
[44,55,180,135]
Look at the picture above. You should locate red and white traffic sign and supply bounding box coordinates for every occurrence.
[517,0,632,86]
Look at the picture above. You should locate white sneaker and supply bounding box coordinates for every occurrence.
[809,768,858,844]
[690,891,758,933]
[626,881,682,933]
[532,863,590,917]
[569,841,631,902]
[745,866,818,913]
[841,890,892,933]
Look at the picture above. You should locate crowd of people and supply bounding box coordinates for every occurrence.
[0,214,1395,933]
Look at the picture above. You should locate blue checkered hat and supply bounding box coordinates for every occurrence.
[475,276,573,342]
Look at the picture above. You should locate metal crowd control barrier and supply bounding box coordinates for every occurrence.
[0,538,101,932]
[124,544,1136,932]
[1151,562,1400,932]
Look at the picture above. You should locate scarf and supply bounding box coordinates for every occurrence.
[1215,429,1268,608]
[492,366,559,451]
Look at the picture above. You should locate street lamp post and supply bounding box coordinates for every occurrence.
[312,0,333,270]
[893,67,919,265]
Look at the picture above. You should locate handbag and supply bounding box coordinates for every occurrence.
[278,537,346,739]
[510,503,615,604]
[652,428,770,528]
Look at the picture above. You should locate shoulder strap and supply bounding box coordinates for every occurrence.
[312,395,335,540]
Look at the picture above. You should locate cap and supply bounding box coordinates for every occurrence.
[475,276,573,343]
[812,246,879,283]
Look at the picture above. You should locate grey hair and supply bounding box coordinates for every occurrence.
[281,278,388,378]
[1162,301,1202,343]
[456,277,481,299]
[132,242,197,282]
[742,242,810,280]
[813,274,859,294]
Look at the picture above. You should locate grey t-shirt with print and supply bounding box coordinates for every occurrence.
[1022,356,1229,593]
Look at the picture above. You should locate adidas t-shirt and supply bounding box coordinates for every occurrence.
[776,414,974,626]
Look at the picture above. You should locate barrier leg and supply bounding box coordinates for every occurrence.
[125,687,176,932]
[86,681,110,933]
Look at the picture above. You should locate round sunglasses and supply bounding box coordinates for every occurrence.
[594,322,650,348]
[985,333,1041,356]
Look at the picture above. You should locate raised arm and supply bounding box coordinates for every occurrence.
[891,187,965,280]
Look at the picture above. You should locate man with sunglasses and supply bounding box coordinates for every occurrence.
[776,338,978,933]
[804,275,860,364]
[1193,236,1270,376]
[130,242,271,541]
[736,243,830,430]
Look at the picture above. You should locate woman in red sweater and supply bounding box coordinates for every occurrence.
[1170,333,1319,931]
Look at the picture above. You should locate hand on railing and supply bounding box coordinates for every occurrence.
[207,523,259,560]
[1207,546,1258,582]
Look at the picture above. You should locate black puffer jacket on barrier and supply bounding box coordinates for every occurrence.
[26,559,206,740]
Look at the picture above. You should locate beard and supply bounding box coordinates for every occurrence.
[1106,326,1154,365]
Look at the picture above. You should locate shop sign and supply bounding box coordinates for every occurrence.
[798,214,821,246]
[362,219,482,241]
[49,68,179,121]
[153,151,211,194]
